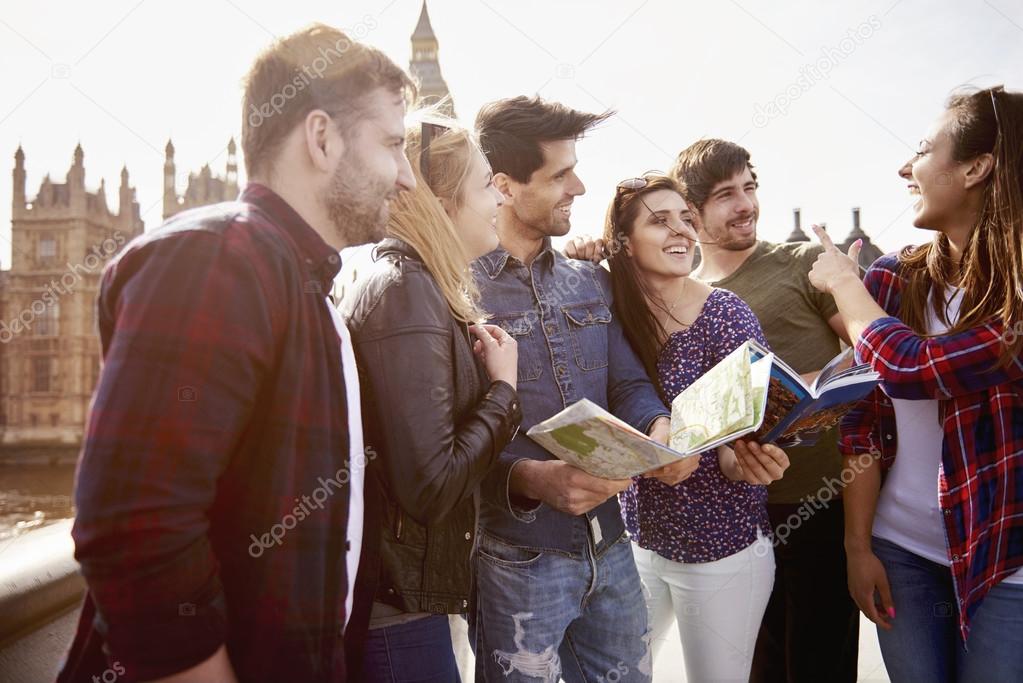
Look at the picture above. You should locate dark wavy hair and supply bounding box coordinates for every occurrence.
[474,95,612,183]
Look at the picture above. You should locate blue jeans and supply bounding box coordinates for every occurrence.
[872,536,1023,683]
[470,530,651,682]
[357,614,461,682]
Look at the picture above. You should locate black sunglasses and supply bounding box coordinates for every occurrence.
[419,121,448,181]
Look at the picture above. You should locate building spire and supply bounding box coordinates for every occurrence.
[412,1,436,42]
[13,144,26,211]
[409,1,454,116]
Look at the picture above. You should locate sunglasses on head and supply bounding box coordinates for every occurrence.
[419,121,448,181]
[609,175,695,249]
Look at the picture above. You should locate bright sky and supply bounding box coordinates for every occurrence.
[1,0,1020,268]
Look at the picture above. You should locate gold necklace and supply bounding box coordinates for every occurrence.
[657,278,693,328]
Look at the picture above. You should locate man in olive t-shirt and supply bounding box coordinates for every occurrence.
[711,240,843,501]
[672,139,859,683]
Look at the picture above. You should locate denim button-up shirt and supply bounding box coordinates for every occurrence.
[473,238,669,557]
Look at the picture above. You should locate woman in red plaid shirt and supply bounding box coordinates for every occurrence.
[808,86,1023,683]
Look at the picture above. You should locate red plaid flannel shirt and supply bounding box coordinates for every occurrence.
[840,251,1023,639]
[62,184,355,682]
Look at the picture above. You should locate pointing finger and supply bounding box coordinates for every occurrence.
[811,224,837,251]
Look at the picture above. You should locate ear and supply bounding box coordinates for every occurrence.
[438,194,455,219]
[303,109,342,173]
[493,172,514,206]
[691,206,707,234]
[963,152,994,190]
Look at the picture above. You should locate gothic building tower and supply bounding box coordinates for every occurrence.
[0,145,142,450]
[409,2,455,116]
[162,138,240,220]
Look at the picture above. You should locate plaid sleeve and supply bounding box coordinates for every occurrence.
[838,387,882,458]
[838,257,896,459]
[857,318,1023,400]
[72,226,281,679]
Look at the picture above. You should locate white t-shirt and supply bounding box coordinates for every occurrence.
[327,298,365,628]
[873,287,1023,583]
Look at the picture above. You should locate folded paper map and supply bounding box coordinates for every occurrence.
[527,340,879,478]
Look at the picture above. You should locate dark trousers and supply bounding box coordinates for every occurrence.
[751,499,859,683]
[355,615,461,683]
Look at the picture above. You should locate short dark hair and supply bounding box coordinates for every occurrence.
[474,96,613,183]
[242,24,415,178]
[669,139,757,209]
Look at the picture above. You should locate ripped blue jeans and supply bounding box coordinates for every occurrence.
[469,530,651,683]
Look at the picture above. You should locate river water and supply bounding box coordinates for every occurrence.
[0,464,76,542]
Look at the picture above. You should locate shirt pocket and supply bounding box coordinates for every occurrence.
[490,312,543,383]
[563,301,612,371]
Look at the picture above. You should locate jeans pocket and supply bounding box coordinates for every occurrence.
[563,301,611,371]
[490,311,543,383]
[477,533,544,569]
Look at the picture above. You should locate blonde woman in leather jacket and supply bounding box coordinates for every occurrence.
[340,113,522,682]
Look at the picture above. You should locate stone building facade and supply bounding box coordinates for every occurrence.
[0,145,143,448]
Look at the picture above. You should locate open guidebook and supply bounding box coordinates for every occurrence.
[526,339,879,479]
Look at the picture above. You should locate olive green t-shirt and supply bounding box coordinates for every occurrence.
[709,240,844,504]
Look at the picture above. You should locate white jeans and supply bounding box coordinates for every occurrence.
[634,532,775,683]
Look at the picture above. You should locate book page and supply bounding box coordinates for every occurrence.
[669,341,756,454]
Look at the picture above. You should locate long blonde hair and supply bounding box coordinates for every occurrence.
[386,110,486,323]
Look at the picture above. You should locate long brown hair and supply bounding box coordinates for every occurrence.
[899,86,1023,366]
[602,174,687,385]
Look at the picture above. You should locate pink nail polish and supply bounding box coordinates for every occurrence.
[887,607,896,619]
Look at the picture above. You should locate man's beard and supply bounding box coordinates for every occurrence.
[323,154,393,247]
[711,215,757,251]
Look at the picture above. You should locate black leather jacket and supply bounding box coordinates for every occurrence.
[341,238,522,615]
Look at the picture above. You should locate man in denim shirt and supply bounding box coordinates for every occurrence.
[469,96,699,682]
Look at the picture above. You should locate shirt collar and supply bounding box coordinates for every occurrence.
[241,183,342,286]
[477,237,557,279]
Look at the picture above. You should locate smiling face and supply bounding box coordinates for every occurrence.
[898,109,979,233]
[501,138,585,238]
[623,189,699,279]
[694,166,759,251]
[447,148,505,260]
